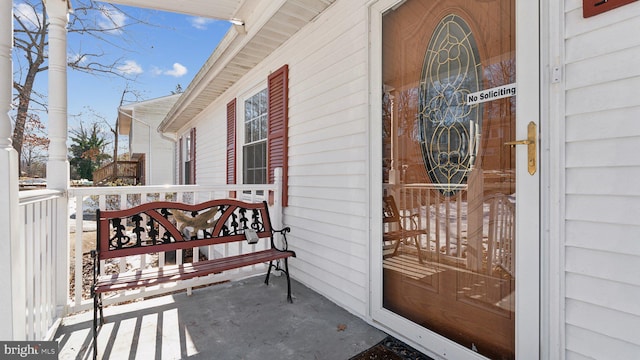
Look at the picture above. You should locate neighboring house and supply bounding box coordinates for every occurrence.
[117,94,180,185]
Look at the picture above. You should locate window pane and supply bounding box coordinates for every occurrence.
[245,97,252,120]
[258,114,266,139]
[243,89,268,184]
[243,141,266,184]
[259,89,268,114]
[245,120,251,143]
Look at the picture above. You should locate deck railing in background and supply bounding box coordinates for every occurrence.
[92,160,143,185]
[384,183,514,274]
[384,183,469,264]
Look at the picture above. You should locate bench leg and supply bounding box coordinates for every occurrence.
[264,259,293,303]
[93,292,105,360]
[264,260,274,285]
[93,292,98,360]
[283,258,293,303]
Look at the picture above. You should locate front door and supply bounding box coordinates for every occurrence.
[373,0,539,358]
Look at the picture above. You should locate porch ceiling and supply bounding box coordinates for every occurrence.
[152,0,336,134]
[104,0,243,20]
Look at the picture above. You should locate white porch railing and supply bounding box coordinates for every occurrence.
[384,182,515,274]
[66,169,283,314]
[18,189,67,341]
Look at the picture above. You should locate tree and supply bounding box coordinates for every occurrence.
[21,113,49,177]
[12,0,150,172]
[171,84,184,94]
[68,122,111,180]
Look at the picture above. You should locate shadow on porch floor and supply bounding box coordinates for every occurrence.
[54,276,387,360]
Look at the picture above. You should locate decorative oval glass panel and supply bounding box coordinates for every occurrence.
[419,14,482,196]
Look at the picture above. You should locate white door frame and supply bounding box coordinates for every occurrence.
[367,0,541,358]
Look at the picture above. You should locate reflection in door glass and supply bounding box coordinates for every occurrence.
[382,1,516,359]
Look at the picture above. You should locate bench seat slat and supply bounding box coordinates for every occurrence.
[95,249,294,293]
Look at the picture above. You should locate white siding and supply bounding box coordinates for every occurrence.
[186,1,371,316]
[128,99,177,185]
[192,105,228,185]
[273,0,370,315]
[564,0,640,358]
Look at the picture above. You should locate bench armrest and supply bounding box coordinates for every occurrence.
[400,213,421,231]
[272,226,291,251]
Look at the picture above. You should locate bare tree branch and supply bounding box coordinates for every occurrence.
[11,0,161,173]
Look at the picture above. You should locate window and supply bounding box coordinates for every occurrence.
[226,64,289,205]
[179,128,196,185]
[242,88,268,185]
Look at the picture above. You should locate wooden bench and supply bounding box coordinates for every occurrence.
[91,199,295,359]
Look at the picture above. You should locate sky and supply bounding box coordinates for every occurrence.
[13,1,230,147]
[65,5,231,128]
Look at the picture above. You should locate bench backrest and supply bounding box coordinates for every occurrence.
[96,199,274,260]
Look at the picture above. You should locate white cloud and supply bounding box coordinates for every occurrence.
[117,60,143,75]
[98,5,127,34]
[164,63,188,78]
[14,2,42,31]
[149,63,188,78]
[189,16,214,30]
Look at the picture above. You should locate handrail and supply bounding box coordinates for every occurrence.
[19,189,65,205]
[69,183,276,196]
[93,160,141,184]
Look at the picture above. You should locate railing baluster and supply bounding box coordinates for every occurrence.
[119,194,127,273]
[457,191,462,254]
[74,194,84,308]
[35,202,43,339]
[17,190,64,340]
[25,203,34,340]
[45,198,55,337]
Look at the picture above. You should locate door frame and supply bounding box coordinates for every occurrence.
[367,0,541,358]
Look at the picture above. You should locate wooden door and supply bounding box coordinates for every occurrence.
[381,1,517,358]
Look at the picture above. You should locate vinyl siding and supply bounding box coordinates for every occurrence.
[272,0,370,316]
[189,105,228,185]
[564,0,640,358]
[128,103,176,186]
[185,0,371,317]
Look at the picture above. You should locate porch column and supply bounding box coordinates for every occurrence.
[0,0,26,340]
[46,0,70,190]
[45,0,71,319]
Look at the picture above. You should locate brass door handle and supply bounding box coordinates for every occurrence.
[503,121,537,175]
[504,140,532,146]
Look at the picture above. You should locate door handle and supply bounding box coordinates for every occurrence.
[504,121,537,175]
[504,139,532,146]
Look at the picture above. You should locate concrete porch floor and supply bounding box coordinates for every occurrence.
[54,275,387,360]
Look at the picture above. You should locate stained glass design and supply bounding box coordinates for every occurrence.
[419,14,482,196]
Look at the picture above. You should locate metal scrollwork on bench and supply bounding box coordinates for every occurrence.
[109,218,131,249]
[105,202,270,251]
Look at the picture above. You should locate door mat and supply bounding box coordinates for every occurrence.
[349,335,434,360]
